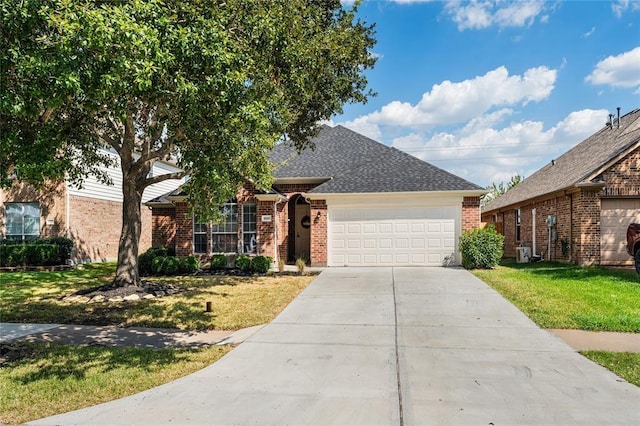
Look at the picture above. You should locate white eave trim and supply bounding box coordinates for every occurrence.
[304,189,487,200]
[255,193,288,202]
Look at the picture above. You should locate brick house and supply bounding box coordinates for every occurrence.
[0,151,184,262]
[148,125,485,267]
[482,108,640,266]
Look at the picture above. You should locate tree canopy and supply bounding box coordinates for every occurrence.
[482,174,523,206]
[1,0,377,286]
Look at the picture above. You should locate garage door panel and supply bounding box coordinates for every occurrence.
[601,199,640,264]
[328,205,459,267]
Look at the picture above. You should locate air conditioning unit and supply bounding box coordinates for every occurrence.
[516,247,531,263]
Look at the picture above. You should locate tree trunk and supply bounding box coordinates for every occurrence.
[113,177,144,287]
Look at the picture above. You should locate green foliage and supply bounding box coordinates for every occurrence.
[139,247,175,276]
[234,255,251,272]
[0,238,73,267]
[1,0,376,284]
[151,256,166,275]
[251,256,272,274]
[180,256,200,274]
[296,257,306,274]
[482,174,523,206]
[162,257,181,276]
[210,254,228,271]
[458,226,504,269]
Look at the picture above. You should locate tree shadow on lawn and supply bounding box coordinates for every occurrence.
[4,342,210,384]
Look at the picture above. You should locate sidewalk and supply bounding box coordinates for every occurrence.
[0,323,264,348]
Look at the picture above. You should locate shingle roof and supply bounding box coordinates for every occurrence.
[271,125,483,193]
[483,108,640,212]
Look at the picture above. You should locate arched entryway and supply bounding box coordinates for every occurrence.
[288,194,311,262]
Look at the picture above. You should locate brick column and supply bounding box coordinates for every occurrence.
[310,200,327,266]
[462,196,481,231]
[174,202,193,257]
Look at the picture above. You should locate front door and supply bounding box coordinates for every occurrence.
[295,202,311,261]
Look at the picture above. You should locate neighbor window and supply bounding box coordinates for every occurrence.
[242,203,257,254]
[515,209,521,242]
[211,203,238,253]
[5,203,40,241]
[193,217,208,254]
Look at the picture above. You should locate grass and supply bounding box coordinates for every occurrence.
[0,263,316,330]
[471,260,640,332]
[0,343,232,425]
[581,351,640,387]
[0,262,316,423]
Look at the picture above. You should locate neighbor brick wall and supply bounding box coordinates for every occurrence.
[68,195,152,261]
[600,148,640,197]
[0,181,67,240]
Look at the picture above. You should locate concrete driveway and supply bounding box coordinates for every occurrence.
[33,267,640,425]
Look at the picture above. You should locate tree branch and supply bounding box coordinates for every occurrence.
[140,170,187,190]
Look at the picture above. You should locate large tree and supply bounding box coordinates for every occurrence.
[1,0,376,286]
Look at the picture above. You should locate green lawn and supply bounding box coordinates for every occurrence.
[581,351,640,387]
[471,261,640,332]
[0,263,316,330]
[0,263,315,424]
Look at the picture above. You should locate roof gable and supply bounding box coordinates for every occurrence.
[484,108,640,211]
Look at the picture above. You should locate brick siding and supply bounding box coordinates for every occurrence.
[462,196,481,231]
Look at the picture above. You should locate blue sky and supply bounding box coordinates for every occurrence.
[329,0,640,187]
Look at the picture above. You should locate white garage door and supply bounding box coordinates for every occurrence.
[601,198,640,265]
[328,205,459,266]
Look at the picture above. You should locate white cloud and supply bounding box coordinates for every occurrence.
[612,0,640,18]
[340,116,383,140]
[388,109,608,185]
[341,65,556,134]
[444,0,547,30]
[583,26,596,38]
[585,47,640,89]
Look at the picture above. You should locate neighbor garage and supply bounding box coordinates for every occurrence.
[326,198,461,267]
[600,198,640,265]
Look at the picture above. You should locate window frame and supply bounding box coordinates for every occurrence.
[193,216,208,254]
[242,203,257,254]
[211,202,239,254]
[5,202,41,241]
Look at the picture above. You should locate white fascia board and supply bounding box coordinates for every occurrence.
[305,190,486,207]
[255,193,288,202]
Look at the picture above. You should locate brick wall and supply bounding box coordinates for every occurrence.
[600,148,640,197]
[257,200,276,259]
[310,199,327,266]
[151,208,176,249]
[68,195,152,261]
[0,181,67,239]
[174,202,193,257]
[575,190,601,265]
[462,196,481,231]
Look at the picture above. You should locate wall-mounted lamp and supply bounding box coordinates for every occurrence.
[316,211,322,219]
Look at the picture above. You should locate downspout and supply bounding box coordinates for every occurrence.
[532,208,537,256]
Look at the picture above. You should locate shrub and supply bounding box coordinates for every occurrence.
[138,249,156,276]
[0,241,68,267]
[251,256,272,274]
[39,237,74,264]
[235,255,252,272]
[180,256,200,274]
[162,256,181,275]
[151,256,166,275]
[295,257,306,274]
[210,254,228,271]
[458,226,504,269]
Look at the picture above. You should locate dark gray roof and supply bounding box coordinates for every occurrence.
[484,108,640,212]
[271,125,483,193]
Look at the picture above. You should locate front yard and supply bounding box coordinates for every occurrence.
[471,260,640,387]
[0,263,316,424]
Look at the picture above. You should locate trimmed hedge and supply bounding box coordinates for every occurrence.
[0,237,74,267]
[251,256,272,274]
[139,247,200,276]
[234,255,251,272]
[459,226,504,269]
[210,254,228,271]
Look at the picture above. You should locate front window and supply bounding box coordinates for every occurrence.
[242,203,257,254]
[5,203,40,241]
[515,209,521,242]
[211,203,238,253]
[193,217,208,254]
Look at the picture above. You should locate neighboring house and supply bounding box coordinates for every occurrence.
[148,125,485,267]
[0,150,185,262]
[482,108,640,267]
